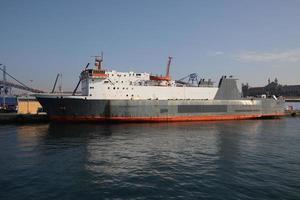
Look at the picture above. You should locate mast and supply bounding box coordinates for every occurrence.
[94,52,104,70]
[166,56,172,78]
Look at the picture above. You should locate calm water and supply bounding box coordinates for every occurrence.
[0,118,300,200]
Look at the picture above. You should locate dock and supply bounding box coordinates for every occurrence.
[285,98,300,102]
[0,113,49,124]
[285,110,300,117]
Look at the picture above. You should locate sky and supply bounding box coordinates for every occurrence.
[1,0,300,92]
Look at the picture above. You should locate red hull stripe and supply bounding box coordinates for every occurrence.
[50,114,285,122]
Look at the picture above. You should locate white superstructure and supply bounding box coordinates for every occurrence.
[80,69,218,100]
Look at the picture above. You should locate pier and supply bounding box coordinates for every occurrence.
[285,110,300,117]
[285,98,300,102]
[0,113,49,124]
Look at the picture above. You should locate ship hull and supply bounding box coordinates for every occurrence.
[36,96,285,122]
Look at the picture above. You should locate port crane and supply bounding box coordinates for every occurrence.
[0,64,44,94]
[176,73,214,87]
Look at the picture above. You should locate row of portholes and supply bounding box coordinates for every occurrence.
[109,74,135,77]
[108,87,134,90]
[89,94,134,97]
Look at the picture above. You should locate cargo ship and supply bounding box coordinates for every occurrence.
[35,56,285,122]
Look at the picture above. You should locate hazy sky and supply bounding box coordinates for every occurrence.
[1,0,300,91]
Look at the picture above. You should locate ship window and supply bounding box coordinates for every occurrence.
[131,94,134,97]
[136,73,141,76]
[92,79,94,81]
[126,94,128,97]
[90,94,92,96]
[126,88,128,90]
[90,87,94,89]
[104,81,109,83]
[113,87,115,90]
[123,87,125,90]
[108,87,110,89]
[121,81,123,83]
[124,75,126,77]
[116,81,118,83]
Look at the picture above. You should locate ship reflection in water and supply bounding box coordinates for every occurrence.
[1,119,300,199]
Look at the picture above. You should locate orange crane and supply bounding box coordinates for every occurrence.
[150,56,173,81]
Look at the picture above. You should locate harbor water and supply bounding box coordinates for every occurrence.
[0,118,300,199]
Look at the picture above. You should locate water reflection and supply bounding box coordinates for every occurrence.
[14,121,266,178]
[72,121,263,180]
[6,118,299,199]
